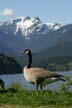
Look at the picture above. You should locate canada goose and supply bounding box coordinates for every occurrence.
[0,79,4,89]
[21,49,65,90]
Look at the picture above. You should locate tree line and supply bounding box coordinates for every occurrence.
[0,53,22,74]
[47,56,72,71]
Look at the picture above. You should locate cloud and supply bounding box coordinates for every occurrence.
[0,8,15,16]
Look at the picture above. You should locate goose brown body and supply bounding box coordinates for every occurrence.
[21,49,65,90]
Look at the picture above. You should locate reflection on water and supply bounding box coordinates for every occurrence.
[0,71,72,90]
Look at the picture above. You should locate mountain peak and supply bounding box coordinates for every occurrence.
[13,16,61,36]
[0,16,61,36]
[32,17,41,23]
[0,17,72,55]
[46,22,61,30]
[23,16,31,21]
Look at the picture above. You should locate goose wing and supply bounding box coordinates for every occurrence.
[30,68,65,85]
[28,67,63,79]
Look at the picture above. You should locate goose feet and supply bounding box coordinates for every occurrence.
[35,83,43,91]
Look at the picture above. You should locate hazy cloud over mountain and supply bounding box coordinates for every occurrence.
[0,8,15,16]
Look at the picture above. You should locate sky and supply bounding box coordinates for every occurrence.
[0,0,72,25]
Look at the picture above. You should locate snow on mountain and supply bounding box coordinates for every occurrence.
[46,22,60,30]
[0,16,61,38]
[0,16,72,57]
[13,16,61,36]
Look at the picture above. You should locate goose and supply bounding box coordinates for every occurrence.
[21,49,65,90]
[0,79,4,89]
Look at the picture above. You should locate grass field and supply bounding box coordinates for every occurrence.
[0,83,72,108]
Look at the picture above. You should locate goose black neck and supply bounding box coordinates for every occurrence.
[27,52,32,68]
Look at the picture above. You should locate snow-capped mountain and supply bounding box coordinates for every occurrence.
[14,16,61,36]
[0,16,60,36]
[0,16,72,60]
[0,16,61,53]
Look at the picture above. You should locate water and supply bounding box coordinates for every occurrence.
[0,71,72,90]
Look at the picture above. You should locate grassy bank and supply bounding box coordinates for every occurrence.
[0,105,72,108]
[0,85,72,108]
[0,78,72,108]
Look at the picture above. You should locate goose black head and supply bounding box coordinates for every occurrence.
[21,49,31,55]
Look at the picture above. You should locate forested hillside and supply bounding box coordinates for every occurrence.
[0,53,22,74]
[47,56,72,71]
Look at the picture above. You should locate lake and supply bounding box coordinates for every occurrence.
[0,71,72,90]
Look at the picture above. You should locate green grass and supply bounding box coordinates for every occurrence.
[0,88,72,107]
[0,83,72,108]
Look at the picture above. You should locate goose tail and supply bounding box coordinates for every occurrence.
[59,75,66,81]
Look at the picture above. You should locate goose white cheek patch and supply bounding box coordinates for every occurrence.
[26,50,29,54]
